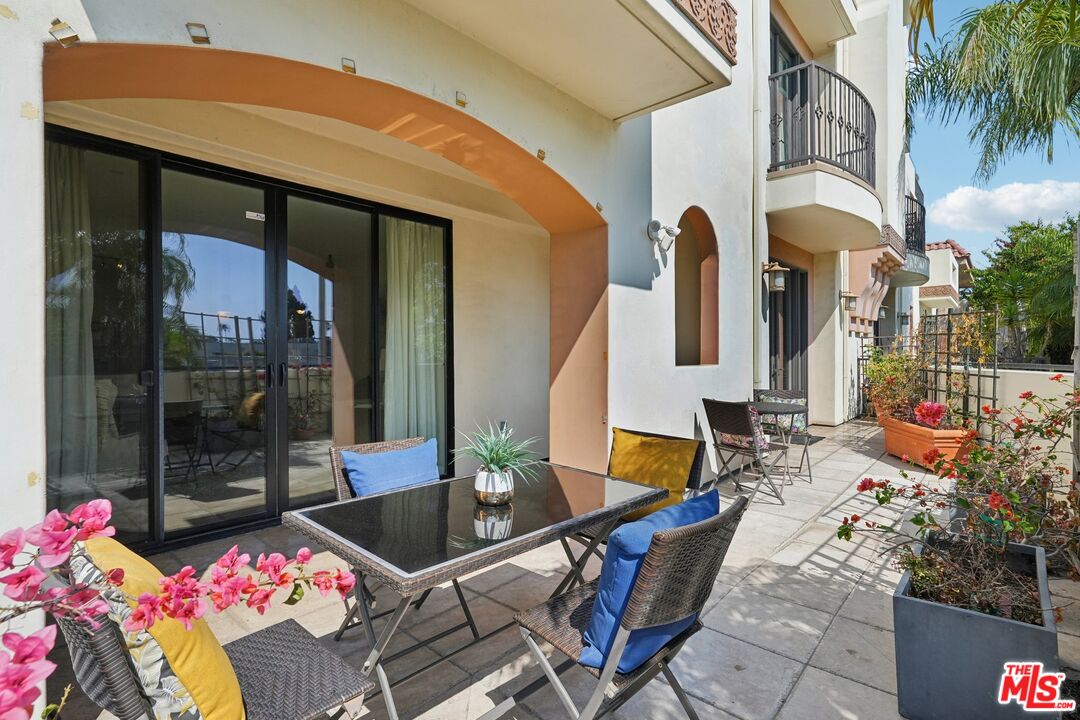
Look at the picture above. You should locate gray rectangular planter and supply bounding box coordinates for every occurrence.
[894,541,1060,720]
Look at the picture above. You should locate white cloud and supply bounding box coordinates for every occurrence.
[927,180,1080,233]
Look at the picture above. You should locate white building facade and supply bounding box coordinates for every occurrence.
[1,0,920,548]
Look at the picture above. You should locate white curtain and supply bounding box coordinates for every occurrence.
[382,217,446,462]
[45,142,98,486]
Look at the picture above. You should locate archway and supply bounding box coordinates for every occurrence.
[43,43,610,472]
[674,206,719,366]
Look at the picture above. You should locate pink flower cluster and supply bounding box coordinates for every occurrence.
[0,626,57,720]
[914,401,946,428]
[0,497,358,717]
[126,545,356,632]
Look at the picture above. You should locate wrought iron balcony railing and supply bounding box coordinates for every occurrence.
[904,195,926,255]
[768,62,876,188]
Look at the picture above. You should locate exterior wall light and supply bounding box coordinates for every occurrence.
[761,262,789,293]
[840,291,858,312]
[647,220,680,252]
[186,23,211,45]
[878,306,888,320]
[48,19,80,47]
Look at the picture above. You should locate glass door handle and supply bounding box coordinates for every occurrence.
[279,363,286,387]
[266,364,274,388]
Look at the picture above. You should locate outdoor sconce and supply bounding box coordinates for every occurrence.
[647,220,681,253]
[48,18,80,47]
[878,306,888,320]
[761,262,789,293]
[840,291,858,312]
[186,23,211,45]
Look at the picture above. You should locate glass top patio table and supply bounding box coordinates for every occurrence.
[282,462,666,596]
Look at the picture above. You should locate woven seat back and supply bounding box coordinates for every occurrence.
[702,399,756,442]
[620,495,749,631]
[55,614,154,720]
[329,437,426,501]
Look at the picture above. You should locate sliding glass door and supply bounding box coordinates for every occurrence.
[44,141,152,545]
[44,128,451,548]
[284,196,373,507]
[160,168,272,533]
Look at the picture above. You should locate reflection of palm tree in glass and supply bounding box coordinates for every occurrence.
[160,234,201,368]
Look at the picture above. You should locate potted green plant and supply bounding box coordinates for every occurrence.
[838,379,1080,719]
[454,423,540,506]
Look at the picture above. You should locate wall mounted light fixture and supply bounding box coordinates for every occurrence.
[341,58,356,74]
[647,220,680,252]
[878,306,888,320]
[49,19,80,47]
[761,262,789,293]
[840,291,858,312]
[186,23,211,45]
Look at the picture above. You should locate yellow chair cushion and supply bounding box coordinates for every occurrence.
[608,428,698,521]
[84,537,246,720]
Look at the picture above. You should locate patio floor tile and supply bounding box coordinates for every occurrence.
[672,627,803,720]
[776,666,901,720]
[808,617,897,694]
[701,587,833,663]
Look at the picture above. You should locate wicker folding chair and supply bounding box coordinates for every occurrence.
[753,388,813,484]
[56,614,373,720]
[502,495,749,720]
[702,399,787,505]
[555,429,707,597]
[329,439,478,644]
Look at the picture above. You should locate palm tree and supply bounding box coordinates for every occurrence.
[907,0,1080,181]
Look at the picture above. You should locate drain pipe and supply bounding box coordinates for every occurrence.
[751,0,770,390]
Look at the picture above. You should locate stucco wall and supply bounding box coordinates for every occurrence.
[606,0,760,482]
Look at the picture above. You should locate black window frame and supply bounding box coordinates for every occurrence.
[44,123,455,552]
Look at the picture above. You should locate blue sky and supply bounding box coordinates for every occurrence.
[909,0,1079,265]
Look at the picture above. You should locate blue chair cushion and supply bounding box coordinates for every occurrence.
[579,489,720,674]
[341,439,440,497]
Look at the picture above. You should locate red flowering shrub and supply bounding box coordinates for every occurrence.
[914,401,946,428]
[838,376,1080,622]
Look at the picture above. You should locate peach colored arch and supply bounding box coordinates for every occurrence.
[675,206,719,366]
[42,43,604,236]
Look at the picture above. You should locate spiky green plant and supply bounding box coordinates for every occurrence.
[453,423,540,481]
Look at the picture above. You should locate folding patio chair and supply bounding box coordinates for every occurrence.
[753,388,813,484]
[57,612,373,720]
[555,428,706,597]
[506,494,749,720]
[702,398,787,504]
[329,438,478,643]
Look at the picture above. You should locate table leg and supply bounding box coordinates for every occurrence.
[551,518,618,598]
[360,591,416,720]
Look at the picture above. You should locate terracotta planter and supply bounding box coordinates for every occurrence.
[871,399,892,426]
[881,417,972,469]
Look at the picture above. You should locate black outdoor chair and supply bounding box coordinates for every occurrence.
[702,398,787,504]
[496,494,749,720]
[753,388,813,484]
[327,439,478,645]
[56,613,372,720]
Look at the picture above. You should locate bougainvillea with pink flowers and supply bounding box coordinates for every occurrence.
[0,499,354,719]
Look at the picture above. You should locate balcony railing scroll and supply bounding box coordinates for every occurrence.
[904,195,926,255]
[768,62,876,188]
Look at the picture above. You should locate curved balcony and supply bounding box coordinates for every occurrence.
[765,62,882,254]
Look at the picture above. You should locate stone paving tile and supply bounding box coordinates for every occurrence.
[776,666,902,720]
[674,628,804,720]
[702,586,834,663]
[809,617,897,694]
[62,420,928,720]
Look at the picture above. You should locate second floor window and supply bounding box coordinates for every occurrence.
[770,21,803,75]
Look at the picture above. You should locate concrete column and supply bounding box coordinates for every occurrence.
[809,251,845,425]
